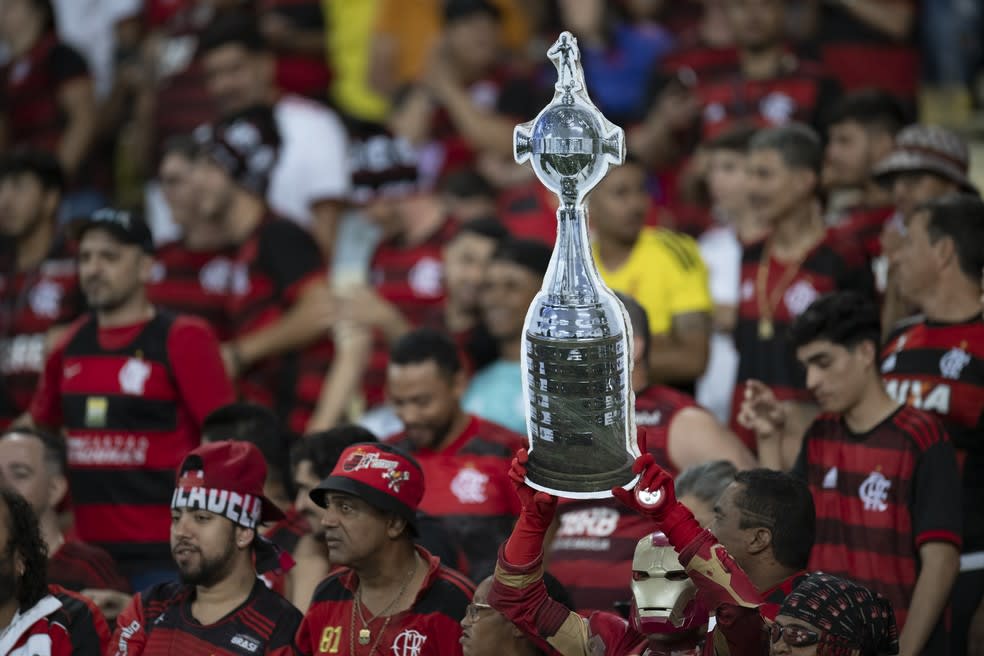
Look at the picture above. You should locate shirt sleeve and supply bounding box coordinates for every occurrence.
[29,329,69,428]
[52,586,111,655]
[280,101,352,205]
[109,593,148,656]
[911,430,963,549]
[257,220,326,302]
[167,317,236,426]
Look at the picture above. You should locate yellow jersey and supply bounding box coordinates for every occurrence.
[593,227,712,335]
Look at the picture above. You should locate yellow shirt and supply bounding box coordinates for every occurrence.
[594,227,712,335]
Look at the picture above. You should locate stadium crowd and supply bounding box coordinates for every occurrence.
[0,0,982,654]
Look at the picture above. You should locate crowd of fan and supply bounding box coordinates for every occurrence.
[0,0,983,655]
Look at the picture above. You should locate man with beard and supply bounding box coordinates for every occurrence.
[0,486,107,655]
[0,150,82,427]
[111,441,302,655]
[28,207,234,589]
[386,328,524,580]
[296,442,472,656]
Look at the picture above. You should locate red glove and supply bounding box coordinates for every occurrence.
[503,449,558,566]
[612,453,701,549]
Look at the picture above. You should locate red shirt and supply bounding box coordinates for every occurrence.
[0,593,79,656]
[30,312,234,569]
[48,540,130,593]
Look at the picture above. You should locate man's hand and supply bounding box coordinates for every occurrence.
[611,453,676,521]
[81,588,132,622]
[509,449,558,529]
[738,379,787,437]
[335,284,404,335]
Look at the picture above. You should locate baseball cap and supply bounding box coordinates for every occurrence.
[193,105,281,195]
[172,441,286,528]
[69,207,155,254]
[872,124,979,195]
[310,442,424,534]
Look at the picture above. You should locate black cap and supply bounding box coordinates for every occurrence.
[70,207,154,254]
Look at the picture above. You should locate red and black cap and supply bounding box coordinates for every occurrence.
[172,441,285,529]
[310,442,424,534]
[193,105,281,196]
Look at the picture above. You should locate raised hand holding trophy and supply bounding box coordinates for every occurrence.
[515,31,640,498]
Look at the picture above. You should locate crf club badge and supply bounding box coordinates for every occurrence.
[119,357,152,395]
[391,629,427,656]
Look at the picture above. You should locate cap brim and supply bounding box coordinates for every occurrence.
[310,476,418,535]
[260,495,286,523]
[872,152,979,195]
[67,218,156,253]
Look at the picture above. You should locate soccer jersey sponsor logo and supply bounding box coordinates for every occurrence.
[68,434,150,466]
[0,334,46,373]
[635,410,663,426]
[391,629,427,656]
[859,471,891,512]
[115,619,142,655]
[231,633,261,652]
[884,379,951,414]
[558,507,620,538]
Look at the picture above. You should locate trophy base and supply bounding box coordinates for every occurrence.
[524,448,639,499]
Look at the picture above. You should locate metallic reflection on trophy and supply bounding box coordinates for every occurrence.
[514,31,639,498]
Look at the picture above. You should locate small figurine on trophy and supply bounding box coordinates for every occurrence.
[514,31,639,498]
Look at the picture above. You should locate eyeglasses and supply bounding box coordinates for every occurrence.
[465,603,495,621]
[770,622,821,647]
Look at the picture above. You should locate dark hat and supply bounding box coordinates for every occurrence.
[70,207,154,254]
[349,128,420,205]
[872,124,978,195]
[193,105,281,195]
[172,441,286,528]
[310,442,424,534]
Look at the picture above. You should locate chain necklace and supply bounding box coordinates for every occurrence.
[349,554,419,655]
[755,238,810,340]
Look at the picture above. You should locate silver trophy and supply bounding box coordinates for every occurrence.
[515,31,639,498]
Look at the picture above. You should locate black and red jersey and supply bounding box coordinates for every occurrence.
[51,584,112,655]
[110,579,302,656]
[388,415,524,580]
[264,504,311,556]
[147,241,237,341]
[226,215,332,434]
[29,312,235,571]
[296,546,472,656]
[0,33,89,154]
[0,238,82,426]
[811,1,919,102]
[881,316,984,551]
[549,385,694,614]
[49,540,130,593]
[690,55,840,140]
[830,205,894,262]
[362,219,457,407]
[793,406,962,635]
[731,231,874,445]
[149,7,218,164]
[494,182,557,246]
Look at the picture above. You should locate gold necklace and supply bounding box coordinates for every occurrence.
[349,555,419,654]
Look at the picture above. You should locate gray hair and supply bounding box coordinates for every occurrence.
[674,460,738,504]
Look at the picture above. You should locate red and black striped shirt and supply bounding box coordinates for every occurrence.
[110,579,302,656]
[147,242,237,341]
[362,219,458,408]
[295,546,473,656]
[226,215,333,434]
[882,316,984,551]
[0,238,82,426]
[388,415,525,580]
[792,405,962,632]
[549,385,695,614]
[49,540,130,593]
[731,232,874,446]
[30,312,234,571]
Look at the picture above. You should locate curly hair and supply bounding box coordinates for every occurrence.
[1,487,48,609]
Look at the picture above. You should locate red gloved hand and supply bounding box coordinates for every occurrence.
[503,449,558,566]
[612,453,701,549]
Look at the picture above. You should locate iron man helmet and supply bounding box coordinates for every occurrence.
[630,532,709,638]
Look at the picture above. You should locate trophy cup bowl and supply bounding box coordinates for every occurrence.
[515,31,639,499]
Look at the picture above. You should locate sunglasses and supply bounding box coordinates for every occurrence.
[770,622,821,647]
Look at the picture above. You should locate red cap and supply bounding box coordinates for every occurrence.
[171,441,285,529]
[310,443,424,534]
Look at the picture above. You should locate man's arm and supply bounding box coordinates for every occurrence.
[56,76,97,177]
[648,312,711,384]
[304,322,371,433]
[666,407,757,472]
[230,278,336,375]
[820,0,914,41]
[900,542,960,655]
[166,318,236,426]
[108,593,147,656]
